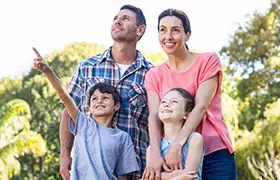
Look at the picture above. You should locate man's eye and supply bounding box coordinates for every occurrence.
[159,28,165,32]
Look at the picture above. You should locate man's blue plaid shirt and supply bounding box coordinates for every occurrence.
[67,47,153,177]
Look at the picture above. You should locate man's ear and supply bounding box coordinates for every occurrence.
[136,25,146,37]
[114,102,121,112]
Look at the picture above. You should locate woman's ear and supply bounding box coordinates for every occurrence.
[185,31,191,41]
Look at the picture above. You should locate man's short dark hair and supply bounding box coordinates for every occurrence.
[88,83,120,105]
[120,4,146,40]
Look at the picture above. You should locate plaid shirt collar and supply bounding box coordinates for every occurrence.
[97,46,151,69]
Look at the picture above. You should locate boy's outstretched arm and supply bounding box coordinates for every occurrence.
[33,47,78,122]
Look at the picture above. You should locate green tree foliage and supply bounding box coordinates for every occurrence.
[0,42,106,179]
[142,51,166,65]
[0,99,46,180]
[221,66,242,147]
[235,99,280,179]
[220,0,280,129]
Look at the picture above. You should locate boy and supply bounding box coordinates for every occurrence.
[33,47,139,179]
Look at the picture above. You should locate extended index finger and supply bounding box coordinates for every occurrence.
[32,47,42,58]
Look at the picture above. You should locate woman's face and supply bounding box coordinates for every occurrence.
[158,16,189,55]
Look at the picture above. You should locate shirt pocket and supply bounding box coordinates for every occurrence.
[128,82,147,107]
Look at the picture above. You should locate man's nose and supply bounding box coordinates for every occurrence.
[114,17,122,26]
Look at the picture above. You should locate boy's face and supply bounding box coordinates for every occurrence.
[158,90,186,123]
[89,89,119,118]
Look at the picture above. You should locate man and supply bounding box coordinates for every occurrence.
[59,5,153,180]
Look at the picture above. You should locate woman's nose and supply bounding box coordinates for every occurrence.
[166,30,173,40]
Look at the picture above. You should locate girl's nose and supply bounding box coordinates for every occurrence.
[163,102,169,107]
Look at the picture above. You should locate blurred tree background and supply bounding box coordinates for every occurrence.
[0,1,279,179]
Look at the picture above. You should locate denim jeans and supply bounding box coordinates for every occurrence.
[202,149,237,180]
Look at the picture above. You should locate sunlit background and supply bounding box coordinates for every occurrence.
[0,0,271,78]
[0,0,279,179]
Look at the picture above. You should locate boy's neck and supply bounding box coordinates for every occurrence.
[163,122,183,141]
[94,116,114,127]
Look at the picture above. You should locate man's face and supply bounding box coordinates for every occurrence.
[111,9,139,42]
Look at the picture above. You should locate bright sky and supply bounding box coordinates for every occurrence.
[0,0,271,79]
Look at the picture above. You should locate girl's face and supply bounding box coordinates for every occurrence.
[158,16,189,55]
[158,90,186,123]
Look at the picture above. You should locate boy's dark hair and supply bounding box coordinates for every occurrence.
[158,8,191,50]
[168,88,194,112]
[120,4,146,40]
[88,83,120,105]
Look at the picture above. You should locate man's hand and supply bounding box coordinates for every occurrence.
[32,47,51,73]
[164,142,183,170]
[143,154,170,180]
[59,155,72,180]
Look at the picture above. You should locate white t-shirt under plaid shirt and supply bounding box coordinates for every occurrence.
[67,47,153,179]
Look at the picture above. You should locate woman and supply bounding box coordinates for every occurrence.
[143,8,236,180]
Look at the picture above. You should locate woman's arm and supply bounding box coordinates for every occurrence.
[161,133,203,179]
[165,75,218,169]
[143,91,170,180]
